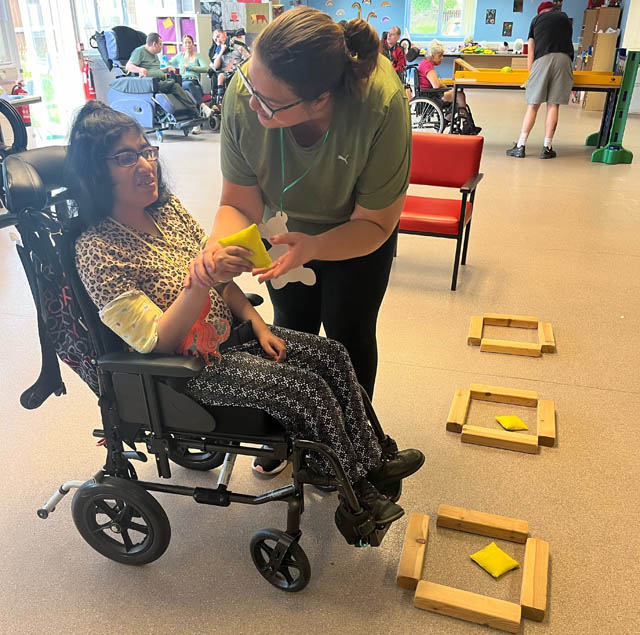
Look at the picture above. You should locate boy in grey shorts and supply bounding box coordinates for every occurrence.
[507,1,574,159]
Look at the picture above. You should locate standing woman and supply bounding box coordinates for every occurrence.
[190,7,411,400]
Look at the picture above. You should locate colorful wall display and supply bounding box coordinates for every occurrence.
[502,21,513,37]
[485,9,496,24]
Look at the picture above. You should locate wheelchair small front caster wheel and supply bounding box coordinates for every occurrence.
[183,128,190,137]
[209,114,221,132]
[250,528,310,592]
[168,446,225,471]
[71,476,170,565]
[37,508,49,519]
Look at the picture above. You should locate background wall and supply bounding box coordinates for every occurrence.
[473,0,585,44]
[307,0,407,37]
[309,0,592,42]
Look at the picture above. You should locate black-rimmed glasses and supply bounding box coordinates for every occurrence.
[237,58,304,120]
[106,146,160,168]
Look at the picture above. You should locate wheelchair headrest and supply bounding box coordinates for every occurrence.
[91,26,146,71]
[2,146,68,215]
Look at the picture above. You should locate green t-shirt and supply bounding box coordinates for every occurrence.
[220,55,411,235]
[129,45,163,79]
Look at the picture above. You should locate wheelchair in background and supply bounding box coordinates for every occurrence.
[0,147,406,592]
[91,26,207,141]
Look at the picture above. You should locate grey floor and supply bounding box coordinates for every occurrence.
[1,90,639,635]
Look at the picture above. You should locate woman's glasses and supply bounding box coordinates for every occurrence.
[237,58,303,120]
[106,146,160,168]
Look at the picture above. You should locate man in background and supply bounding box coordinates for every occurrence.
[126,33,210,119]
[507,1,574,159]
[382,26,406,81]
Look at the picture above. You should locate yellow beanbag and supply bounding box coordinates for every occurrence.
[470,542,519,578]
[218,224,272,269]
[500,66,513,73]
[495,415,528,431]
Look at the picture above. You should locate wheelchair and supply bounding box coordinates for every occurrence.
[91,26,207,141]
[404,64,480,136]
[0,146,405,592]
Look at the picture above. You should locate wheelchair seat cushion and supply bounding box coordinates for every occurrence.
[207,405,287,444]
[110,76,156,95]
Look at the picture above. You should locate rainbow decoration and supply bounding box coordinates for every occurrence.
[351,2,362,18]
[381,1,391,6]
[325,0,334,5]
[381,16,390,22]
[336,8,345,15]
[362,0,371,4]
[366,11,377,21]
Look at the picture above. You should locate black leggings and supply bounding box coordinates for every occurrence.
[267,229,397,398]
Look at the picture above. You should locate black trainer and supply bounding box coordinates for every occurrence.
[353,478,404,524]
[540,146,557,159]
[367,449,425,489]
[506,143,526,158]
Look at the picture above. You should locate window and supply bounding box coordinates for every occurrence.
[409,0,465,38]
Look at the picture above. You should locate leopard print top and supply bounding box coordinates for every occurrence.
[75,195,233,351]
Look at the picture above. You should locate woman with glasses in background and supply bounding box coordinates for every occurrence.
[66,101,424,522]
[189,10,411,473]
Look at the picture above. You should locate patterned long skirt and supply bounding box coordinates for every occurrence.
[185,327,382,483]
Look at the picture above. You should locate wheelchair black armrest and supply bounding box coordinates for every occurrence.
[460,172,484,194]
[98,351,205,377]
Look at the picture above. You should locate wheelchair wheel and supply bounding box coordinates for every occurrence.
[250,528,310,592]
[209,114,221,133]
[409,97,445,134]
[71,476,171,565]
[169,446,225,471]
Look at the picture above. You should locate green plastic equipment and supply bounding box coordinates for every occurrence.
[590,50,639,165]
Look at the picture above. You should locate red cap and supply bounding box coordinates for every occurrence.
[537,1,554,13]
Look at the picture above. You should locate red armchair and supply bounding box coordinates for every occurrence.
[399,133,484,290]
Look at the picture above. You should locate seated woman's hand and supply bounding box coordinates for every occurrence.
[253,232,318,283]
[185,244,254,288]
[255,326,287,362]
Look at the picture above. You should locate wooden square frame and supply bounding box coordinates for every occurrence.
[446,384,556,450]
[468,313,556,357]
[400,506,550,632]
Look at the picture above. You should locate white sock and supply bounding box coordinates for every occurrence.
[544,137,553,148]
[517,133,528,148]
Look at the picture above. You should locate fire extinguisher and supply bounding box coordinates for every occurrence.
[82,58,97,101]
[11,81,31,125]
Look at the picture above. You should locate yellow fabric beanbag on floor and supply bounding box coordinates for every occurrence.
[218,224,272,269]
[495,415,528,431]
[470,542,519,578]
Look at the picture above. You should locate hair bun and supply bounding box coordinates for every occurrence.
[343,19,379,80]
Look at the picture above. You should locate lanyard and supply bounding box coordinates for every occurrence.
[279,126,330,213]
[109,214,187,274]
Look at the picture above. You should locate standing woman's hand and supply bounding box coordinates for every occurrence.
[185,244,254,288]
[253,232,319,283]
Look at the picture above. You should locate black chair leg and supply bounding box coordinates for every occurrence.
[451,236,463,291]
[461,220,472,265]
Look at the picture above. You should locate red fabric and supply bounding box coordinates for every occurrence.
[418,58,435,90]
[384,42,407,74]
[409,133,484,188]
[400,196,472,235]
[537,1,554,13]
[175,298,230,364]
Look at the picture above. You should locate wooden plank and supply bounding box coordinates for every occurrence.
[436,504,529,543]
[414,581,522,633]
[470,383,538,407]
[446,389,471,433]
[467,316,483,346]
[483,313,539,328]
[537,399,556,447]
[520,538,550,622]
[480,338,542,357]
[396,513,430,589]
[462,425,540,455]
[538,322,556,353]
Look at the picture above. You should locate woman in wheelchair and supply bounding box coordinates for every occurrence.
[67,101,424,527]
[169,35,209,108]
[418,40,481,135]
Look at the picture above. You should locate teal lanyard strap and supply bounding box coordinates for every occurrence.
[280,126,330,212]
